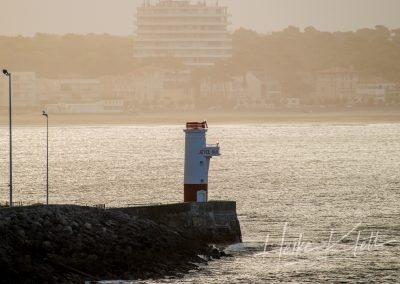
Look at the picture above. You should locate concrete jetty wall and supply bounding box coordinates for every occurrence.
[114,201,242,244]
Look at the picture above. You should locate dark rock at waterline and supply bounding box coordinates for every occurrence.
[0,205,217,283]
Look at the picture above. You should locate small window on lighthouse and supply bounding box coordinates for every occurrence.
[197,190,207,203]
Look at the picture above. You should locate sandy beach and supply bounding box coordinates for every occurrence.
[0,108,399,126]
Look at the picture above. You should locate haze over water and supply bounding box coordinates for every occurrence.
[1,0,399,282]
[0,122,399,282]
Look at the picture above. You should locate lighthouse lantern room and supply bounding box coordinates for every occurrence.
[183,121,220,202]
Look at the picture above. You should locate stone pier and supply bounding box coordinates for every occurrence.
[114,201,242,244]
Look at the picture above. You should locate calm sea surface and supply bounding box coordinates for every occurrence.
[0,123,399,283]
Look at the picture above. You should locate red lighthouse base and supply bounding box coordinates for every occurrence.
[184,184,208,202]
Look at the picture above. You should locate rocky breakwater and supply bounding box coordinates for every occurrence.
[0,205,217,283]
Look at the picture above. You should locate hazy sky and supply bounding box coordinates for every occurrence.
[1,0,400,36]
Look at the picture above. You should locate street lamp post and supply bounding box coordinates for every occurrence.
[42,111,49,205]
[2,69,12,207]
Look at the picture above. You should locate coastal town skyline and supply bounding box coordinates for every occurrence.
[1,0,400,114]
[1,0,400,36]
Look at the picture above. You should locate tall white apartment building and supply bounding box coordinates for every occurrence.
[134,0,232,67]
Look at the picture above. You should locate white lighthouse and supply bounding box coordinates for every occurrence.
[183,121,220,202]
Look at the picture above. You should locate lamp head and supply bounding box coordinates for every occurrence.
[2,69,9,76]
[42,110,48,117]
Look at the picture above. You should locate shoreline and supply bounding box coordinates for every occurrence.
[0,109,399,126]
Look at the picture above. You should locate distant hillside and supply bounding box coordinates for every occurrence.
[1,26,399,82]
[231,25,400,82]
[0,33,133,78]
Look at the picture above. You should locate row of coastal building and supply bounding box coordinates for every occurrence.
[0,67,399,113]
[1,1,399,113]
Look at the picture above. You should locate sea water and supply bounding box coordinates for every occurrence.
[0,123,399,283]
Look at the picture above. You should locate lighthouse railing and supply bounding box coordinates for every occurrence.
[186,121,208,129]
